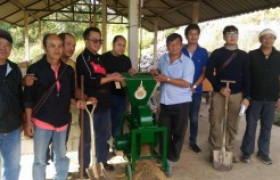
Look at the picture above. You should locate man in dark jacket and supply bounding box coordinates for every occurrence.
[76,27,124,176]
[24,33,84,180]
[206,25,250,163]
[241,29,280,165]
[0,29,23,180]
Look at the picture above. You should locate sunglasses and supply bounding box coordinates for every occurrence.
[87,39,104,44]
[225,32,239,37]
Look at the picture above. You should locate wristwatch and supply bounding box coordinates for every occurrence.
[193,85,197,89]
[167,77,171,82]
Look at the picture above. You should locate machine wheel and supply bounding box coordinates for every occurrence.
[125,164,132,180]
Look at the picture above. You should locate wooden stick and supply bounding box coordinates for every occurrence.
[80,75,84,180]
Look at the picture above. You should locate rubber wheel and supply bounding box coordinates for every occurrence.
[125,164,132,180]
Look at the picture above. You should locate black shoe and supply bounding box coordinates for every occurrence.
[83,169,89,179]
[190,143,201,153]
[241,156,251,163]
[104,162,114,171]
[257,153,272,165]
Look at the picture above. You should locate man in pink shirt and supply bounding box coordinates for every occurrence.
[24,33,85,180]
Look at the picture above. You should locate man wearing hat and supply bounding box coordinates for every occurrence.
[241,28,280,165]
[0,29,23,180]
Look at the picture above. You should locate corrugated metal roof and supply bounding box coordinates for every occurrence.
[106,0,280,31]
[0,0,280,31]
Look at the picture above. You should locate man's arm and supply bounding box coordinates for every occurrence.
[191,67,206,90]
[154,74,191,88]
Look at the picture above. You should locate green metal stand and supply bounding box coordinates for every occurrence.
[115,73,168,178]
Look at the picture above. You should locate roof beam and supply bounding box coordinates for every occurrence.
[9,0,39,19]
[201,0,223,15]
[0,0,9,6]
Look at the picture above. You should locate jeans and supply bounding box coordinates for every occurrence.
[0,128,21,180]
[33,126,69,180]
[159,102,190,162]
[241,100,276,157]
[110,94,126,138]
[189,93,202,145]
[79,108,111,168]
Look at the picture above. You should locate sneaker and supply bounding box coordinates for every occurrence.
[241,156,251,163]
[166,160,174,177]
[189,143,201,153]
[103,162,114,171]
[257,154,272,165]
[262,156,272,165]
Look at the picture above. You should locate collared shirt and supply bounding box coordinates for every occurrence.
[158,53,194,105]
[182,44,208,95]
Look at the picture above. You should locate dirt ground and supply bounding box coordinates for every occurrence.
[19,99,280,180]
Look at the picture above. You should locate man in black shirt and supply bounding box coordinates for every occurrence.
[102,35,136,152]
[241,29,280,165]
[0,29,23,180]
[76,27,124,175]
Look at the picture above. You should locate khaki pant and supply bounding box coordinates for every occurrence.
[208,92,242,151]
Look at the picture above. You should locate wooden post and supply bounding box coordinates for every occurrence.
[192,1,200,23]
[153,18,158,67]
[38,18,43,53]
[102,0,107,53]
[24,11,30,61]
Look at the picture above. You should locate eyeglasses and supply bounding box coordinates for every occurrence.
[87,39,104,44]
[225,32,239,38]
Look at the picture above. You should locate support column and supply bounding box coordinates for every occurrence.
[24,11,30,61]
[153,18,158,67]
[128,0,140,69]
[38,18,43,53]
[102,0,107,53]
[192,1,200,23]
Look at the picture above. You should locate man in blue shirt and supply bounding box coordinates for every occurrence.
[182,24,208,153]
[150,33,194,176]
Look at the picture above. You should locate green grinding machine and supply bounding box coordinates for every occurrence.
[115,73,167,179]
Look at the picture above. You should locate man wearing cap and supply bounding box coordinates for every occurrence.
[241,28,280,165]
[0,29,23,180]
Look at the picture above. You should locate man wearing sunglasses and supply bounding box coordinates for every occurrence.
[76,27,124,176]
[206,25,250,163]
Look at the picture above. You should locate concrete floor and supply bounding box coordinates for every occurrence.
[18,99,280,180]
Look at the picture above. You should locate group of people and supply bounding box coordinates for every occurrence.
[151,24,280,176]
[0,22,279,180]
[0,27,136,180]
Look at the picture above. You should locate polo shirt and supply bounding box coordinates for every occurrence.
[182,44,208,95]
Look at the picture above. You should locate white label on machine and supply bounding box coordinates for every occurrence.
[134,81,147,100]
